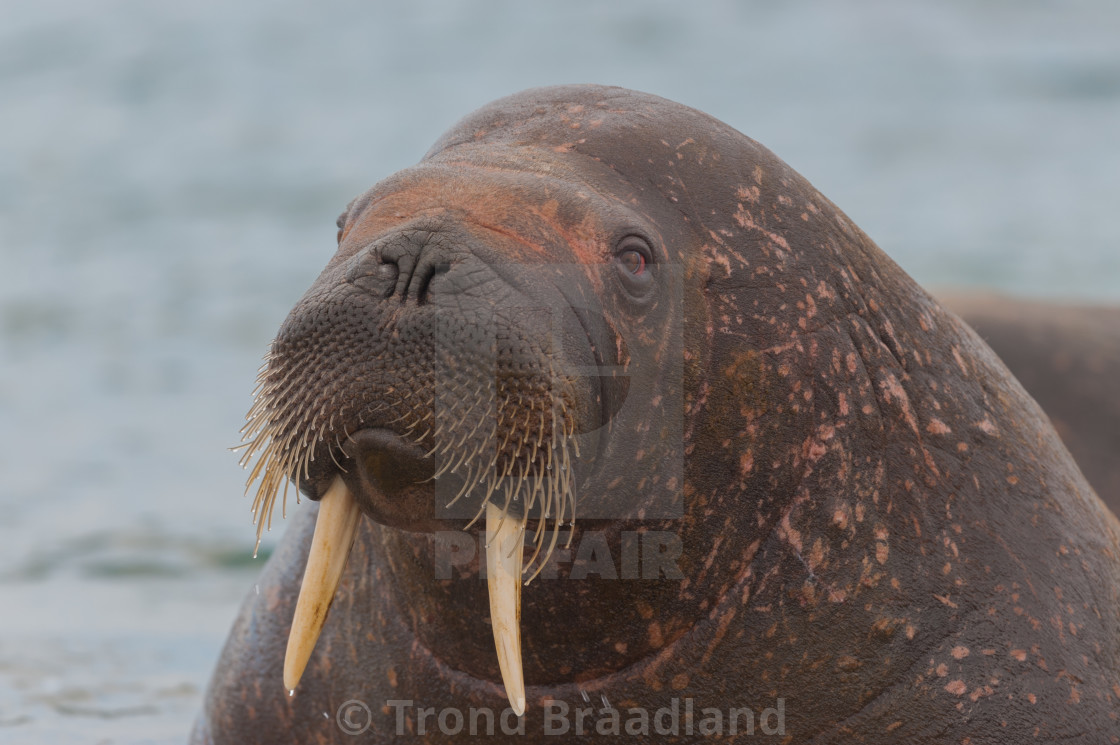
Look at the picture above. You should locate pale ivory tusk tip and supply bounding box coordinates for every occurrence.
[510,695,526,717]
[486,502,527,715]
[282,475,360,693]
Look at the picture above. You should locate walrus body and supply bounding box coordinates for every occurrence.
[941,292,1120,518]
[193,86,1120,743]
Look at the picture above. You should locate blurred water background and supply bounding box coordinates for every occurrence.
[1,0,1117,742]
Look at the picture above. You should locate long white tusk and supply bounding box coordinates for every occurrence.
[486,501,527,716]
[283,475,361,692]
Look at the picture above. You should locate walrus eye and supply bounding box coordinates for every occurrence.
[619,248,645,275]
[614,235,654,297]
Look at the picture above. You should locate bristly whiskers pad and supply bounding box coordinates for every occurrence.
[236,326,582,582]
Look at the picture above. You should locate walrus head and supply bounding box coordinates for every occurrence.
[238,92,696,712]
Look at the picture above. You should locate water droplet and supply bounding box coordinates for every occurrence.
[288,689,295,697]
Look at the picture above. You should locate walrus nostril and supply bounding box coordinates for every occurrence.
[377,229,453,303]
[398,256,451,304]
[345,247,398,298]
[340,229,460,303]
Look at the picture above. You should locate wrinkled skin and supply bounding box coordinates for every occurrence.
[192,86,1120,743]
[941,292,1120,518]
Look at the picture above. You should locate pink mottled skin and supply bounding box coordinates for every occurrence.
[193,87,1120,743]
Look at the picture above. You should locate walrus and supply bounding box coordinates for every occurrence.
[191,85,1120,743]
[940,291,1120,518]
